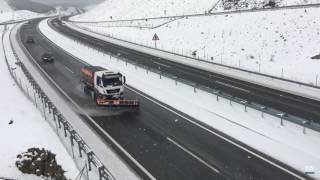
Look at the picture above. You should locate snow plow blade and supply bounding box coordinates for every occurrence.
[96,98,139,108]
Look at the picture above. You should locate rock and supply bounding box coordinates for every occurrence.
[16,148,69,180]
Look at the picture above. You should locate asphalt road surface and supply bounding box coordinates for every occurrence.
[18,19,308,180]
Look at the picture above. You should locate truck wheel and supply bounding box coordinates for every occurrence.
[83,86,87,94]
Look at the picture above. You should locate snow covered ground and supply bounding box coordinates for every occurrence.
[40,19,320,179]
[70,0,320,21]
[71,0,218,21]
[212,0,320,11]
[0,1,78,179]
[70,1,320,85]
[0,28,78,180]
[0,6,45,23]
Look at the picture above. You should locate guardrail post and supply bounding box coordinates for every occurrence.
[77,139,84,158]
[57,114,62,129]
[192,83,197,93]
[302,121,310,134]
[33,91,37,108]
[47,102,53,113]
[213,90,220,101]
[52,109,59,134]
[62,120,68,137]
[70,130,76,146]
[70,130,76,159]
[260,106,267,118]
[42,98,47,120]
[86,151,94,171]
[278,113,287,126]
[316,74,318,86]
[173,76,178,85]
[241,100,248,112]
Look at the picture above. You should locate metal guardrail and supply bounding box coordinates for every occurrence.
[61,24,320,133]
[66,16,182,30]
[2,25,115,180]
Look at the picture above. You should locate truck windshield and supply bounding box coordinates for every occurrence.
[102,76,122,87]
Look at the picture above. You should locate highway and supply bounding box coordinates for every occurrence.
[19,19,308,180]
[53,19,320,125]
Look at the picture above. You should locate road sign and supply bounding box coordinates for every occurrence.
[152,33,159,41]
[152,33,159,48]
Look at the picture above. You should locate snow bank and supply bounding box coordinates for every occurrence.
[0,27,78,180]
[0,1,78,178]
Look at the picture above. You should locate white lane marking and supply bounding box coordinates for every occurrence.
[153,61,171,68]
[64,65,74,74]
[118,49,129,55]
[167,137,221,174]
[215,80,251,93]
[125,86,306,180]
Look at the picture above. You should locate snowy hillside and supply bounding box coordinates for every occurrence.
[71,0,219,21]
[0,0,13,22]
[0,4,44,23]
[214,0,320,11]
[0,0,11,13]
[71,0,320,21]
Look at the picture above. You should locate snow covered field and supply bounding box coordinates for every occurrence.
[0,1,78,179]
[40,19,320,179]
[70,1,320,85]
[71,0,218,21]
[70,0,320,21]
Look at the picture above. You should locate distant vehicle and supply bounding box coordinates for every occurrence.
[80,65,139,108]
[26,36,34,43]
[41,53,54,63]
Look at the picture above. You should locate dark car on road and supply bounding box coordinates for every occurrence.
[41,52,54,63]
[26,36,34,43]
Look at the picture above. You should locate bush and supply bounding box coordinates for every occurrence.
[16,148,69,180]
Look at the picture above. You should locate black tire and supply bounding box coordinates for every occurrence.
[83,85,88,94]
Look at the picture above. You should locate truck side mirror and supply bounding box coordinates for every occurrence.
[123,76,126,84]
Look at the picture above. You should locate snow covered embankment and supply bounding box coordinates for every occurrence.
[40,19,320,179]
[0,27,78,179]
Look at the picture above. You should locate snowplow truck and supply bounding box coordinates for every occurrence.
[80,66,139,108]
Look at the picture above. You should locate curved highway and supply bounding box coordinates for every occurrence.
[18,19,308,180]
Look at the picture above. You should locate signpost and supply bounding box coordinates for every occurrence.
[152,33,159,48]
